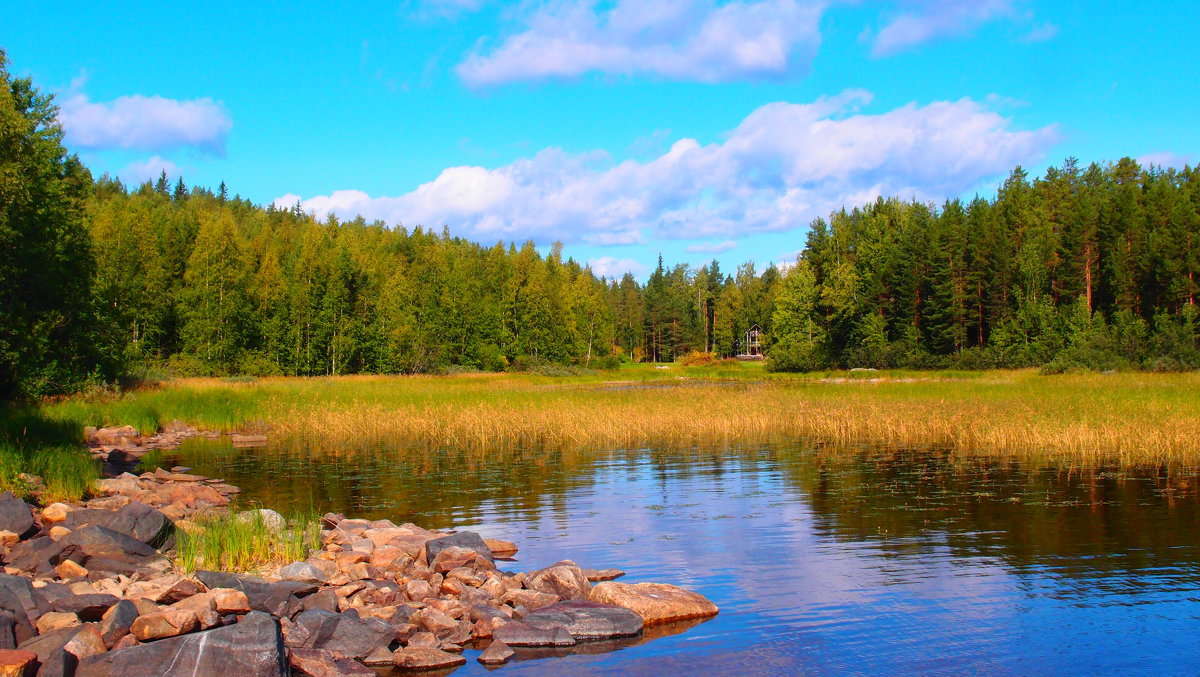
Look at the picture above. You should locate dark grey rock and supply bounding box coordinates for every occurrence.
[18,626,79,663]
[299,589,338,613]
[35,647,78,677]
[492,621,577,647]
[424,531,493,565]
[285,609,394,660]
[51,594,120,622]
[64,502,174,549]
[0,610,16,650]
[194,571,301,618]
[0,573,49,643]
[4,537,66,576]
[523,600,643,640]
[0,492,35,539]
[76,611,288,677]
[99,599,139,649]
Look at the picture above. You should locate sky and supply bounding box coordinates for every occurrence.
[2,1,1197,279]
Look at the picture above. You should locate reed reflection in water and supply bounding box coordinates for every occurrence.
[164,439,1200,675]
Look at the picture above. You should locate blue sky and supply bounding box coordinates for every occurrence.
[3,1,1197,278]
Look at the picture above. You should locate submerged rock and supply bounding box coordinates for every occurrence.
[392,647,466,671]
[478,639,515,665]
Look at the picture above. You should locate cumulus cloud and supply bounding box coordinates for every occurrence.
[687,240,738,254]
[277,91,1060,245]
[588,256,649,278]
[868,0,1016,57]
[57,92,232,154]
[457,0,826,86]
[118,156,182,185]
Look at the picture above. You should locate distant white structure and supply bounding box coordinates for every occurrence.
[738,324,763,360]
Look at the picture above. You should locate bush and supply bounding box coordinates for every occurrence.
[679,351,719,367]
[591,355,622,371]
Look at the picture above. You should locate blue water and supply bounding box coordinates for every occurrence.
[167,441,1200,675]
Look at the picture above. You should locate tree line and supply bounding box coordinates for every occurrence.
[3,51,1199,400]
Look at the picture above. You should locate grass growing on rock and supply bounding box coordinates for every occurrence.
[174,510,322,574]
[42,366,1200,465]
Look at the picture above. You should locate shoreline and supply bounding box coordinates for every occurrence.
[0,426,719,675]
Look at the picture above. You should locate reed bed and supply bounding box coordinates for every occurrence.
[174,510,322,574]
[44,369,1200,466]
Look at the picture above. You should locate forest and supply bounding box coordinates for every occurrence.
[3,52,1200,401]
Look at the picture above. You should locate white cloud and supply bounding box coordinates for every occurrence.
[408,0,486,20]
[58,92,232,154]
[278,91,1060,246]
[457,0,826,86]
[588,256,648,278]
[687,240,738,254]
[1020,22,1059,43]
[1137,152,1194,170]
[868,0,1016,57]
[118,156,182,185]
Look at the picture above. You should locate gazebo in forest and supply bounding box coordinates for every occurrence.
[737,324,764,360]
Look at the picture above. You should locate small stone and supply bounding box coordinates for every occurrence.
[41,504,72,524]
[130,609,198,641]
[526,560,591,601]
[484,539,518,558]
[54,560,89,580]
[47,526,72,541]
[362,645,394,666]
[210,588,251,614]
[477,640,515,665]
[583,568,625,582]
[99,600,139,649]
[278,562,327,584]
[406,632,438,648]
[35,612,81,635]
[392,647,466,670]
[0,531,17,548]
[234,509,285,533]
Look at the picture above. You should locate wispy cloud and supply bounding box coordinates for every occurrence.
[1137,151,1194,170]
[118,156,182,185]
[1020,22,1059,43]
[276,91,1060,246]
[867,0,1016,57]
[407,0,487,20]
[457,0,826,86]
[588,256,649,278]
[687,240,738,254]
[57,91,232,155]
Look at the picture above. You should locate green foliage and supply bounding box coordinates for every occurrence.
[174,509,322,573]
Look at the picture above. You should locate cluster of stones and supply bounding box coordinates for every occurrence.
[0,430,719,676]
[84,423,267,468]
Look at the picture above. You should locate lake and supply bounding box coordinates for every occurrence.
[161,438,1200,675]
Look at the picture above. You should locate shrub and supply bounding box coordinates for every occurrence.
[680,351,719,367]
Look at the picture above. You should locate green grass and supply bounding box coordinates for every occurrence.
[174,509,322,574]
[0,443,99,502]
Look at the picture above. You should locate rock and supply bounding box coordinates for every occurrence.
[90,478,141,497]
[39,504,71,524]
[0,612,14,651]
[284,610,393,660]
[492,621,576,647]
[527,560,591,601]
[278,562,327,585]
[235,509,286,533]
[477,640,515,665]
[423,532,493,566]
[193,572,301,619]
[288,647,375,676]
[484,538,518,558]
[210,589,251,615]
[33,648,77,677]
[52,561,88,580]
[0,649,36,677]
[430,546,493,574]
[89,426,140,447]
[16,624,102,664]
[46,527,71,541]
[410,608,458,639]
[391,647,466,671]
[57,525,160,576]
[523,601,643,640]
[50,594,119,622]
[60,624,105,661]
[99,600,138,649]
[34,613,80,635]
[0,494,34,541]
[406,632,437,648]
[362,645,395,667]
[583,568,625,582]
[130,609,199,641]
[64,502,174,549]
[501,589,559,610]
[76,611,288,677]
[588,582,719,625]
[0,575,46,645]
[230,434,268,448]
[0,532,17,548]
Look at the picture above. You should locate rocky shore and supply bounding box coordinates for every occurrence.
[0,426,718,675]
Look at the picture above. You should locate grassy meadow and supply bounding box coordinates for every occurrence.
[38,364,1200,466]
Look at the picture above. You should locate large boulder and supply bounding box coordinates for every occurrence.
[76,611,288,677]
[283,610,393,660]
[423,531,493,565]
[492,621,576,647]
[0,493,34,540]
[391,647,466,671]
[526,560,591,601]
[588,582,719,625]
[57,525,161,576]
[0,575,49,644]
[523,600,643,640]
[64,502,174,549]
[51,594,120,622]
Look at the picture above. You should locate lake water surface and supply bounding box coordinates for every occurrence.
[164,438,1200,675]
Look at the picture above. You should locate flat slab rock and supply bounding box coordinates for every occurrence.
[588,582,719,625]
[392,647,467,670]
[76,611,288,677]
[523,600,643,640]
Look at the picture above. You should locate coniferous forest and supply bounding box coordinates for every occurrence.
[3,54,1200,401]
